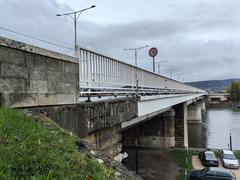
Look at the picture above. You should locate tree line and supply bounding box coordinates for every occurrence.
[227,82,240,102]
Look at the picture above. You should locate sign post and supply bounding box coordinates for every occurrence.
[149,47,158,73]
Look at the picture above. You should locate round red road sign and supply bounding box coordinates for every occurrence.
[149,47,158,57]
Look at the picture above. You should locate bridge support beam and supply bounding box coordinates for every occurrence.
[174,102,188,148]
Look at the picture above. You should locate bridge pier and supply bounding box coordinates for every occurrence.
[200,100,206,118]
[122,109,175,148]
[200,100,206,111]
[161,110,175,148]
[187,102,202,123]
[174,102,188,148]
[122,102,190,149]
[187,99,206,123]
[122,110,175,148]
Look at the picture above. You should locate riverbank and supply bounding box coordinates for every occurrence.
[0,108,144,179]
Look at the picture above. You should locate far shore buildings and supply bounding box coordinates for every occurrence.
[208,92,231,105]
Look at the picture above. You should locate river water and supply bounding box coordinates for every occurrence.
[188,108,240,150]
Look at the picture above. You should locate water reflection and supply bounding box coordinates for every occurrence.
[188,108,240,150]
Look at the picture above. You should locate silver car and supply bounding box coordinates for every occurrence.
[221,150,239,169]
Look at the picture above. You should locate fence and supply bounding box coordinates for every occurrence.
[77,47,205,96]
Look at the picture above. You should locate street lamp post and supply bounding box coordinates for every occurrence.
[178,73,182,81]
[124,45,148,67]
[154,60,168,74]
[169,70,173,79]
[56,5,96,51]
[124,45,148,94]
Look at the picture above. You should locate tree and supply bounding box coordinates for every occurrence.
[227,82,240,102]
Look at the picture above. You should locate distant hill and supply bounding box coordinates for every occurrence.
[187,78,240,92]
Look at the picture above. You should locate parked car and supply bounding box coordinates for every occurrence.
[199,150,219,167]
[190,167,236,180]
[221,150,239,169]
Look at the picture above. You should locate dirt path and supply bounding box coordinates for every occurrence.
[192,155,240,179]
[122,148,179,180]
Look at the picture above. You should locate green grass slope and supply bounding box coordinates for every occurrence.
[0,108,117,180]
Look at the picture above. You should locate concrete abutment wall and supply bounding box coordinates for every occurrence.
[22,98,138,157]
[0,36,79,107]
[83,125,122,157]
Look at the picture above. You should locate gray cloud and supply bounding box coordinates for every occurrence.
[0,0,240,82]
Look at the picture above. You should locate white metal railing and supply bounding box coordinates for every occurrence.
[76,47,205,96]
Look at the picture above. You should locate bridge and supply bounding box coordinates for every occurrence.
[0,36,206,160]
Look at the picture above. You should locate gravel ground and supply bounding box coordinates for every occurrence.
[122,148,179,180]
[192,155,240,179]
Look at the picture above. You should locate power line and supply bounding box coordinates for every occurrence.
[0,26,74,50]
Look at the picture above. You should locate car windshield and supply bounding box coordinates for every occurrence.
[223,153,236,160]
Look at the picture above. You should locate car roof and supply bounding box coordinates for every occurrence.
[222,150,234,154]
[205,151,214,155]
[208,167,235,177]
[209,167,233,174]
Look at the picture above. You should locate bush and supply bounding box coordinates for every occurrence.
[171,149,200,180]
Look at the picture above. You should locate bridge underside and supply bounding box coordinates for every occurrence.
[122,102,189,149]
[122,93,205,130]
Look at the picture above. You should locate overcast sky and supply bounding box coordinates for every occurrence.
[0,0,240,82]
